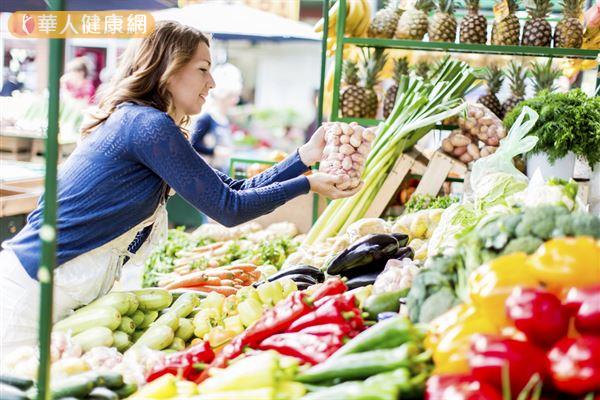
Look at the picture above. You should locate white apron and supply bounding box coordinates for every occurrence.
[0,201,168,354]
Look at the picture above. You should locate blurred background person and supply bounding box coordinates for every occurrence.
[0,68,23,97]
[60,57,95,104]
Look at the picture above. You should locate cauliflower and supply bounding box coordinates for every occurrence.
[346,218,391,242]
[265,222,299,238]
[373,258,421,294]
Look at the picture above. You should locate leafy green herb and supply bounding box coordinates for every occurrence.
[503,89,600,167]
[404,194,458,214]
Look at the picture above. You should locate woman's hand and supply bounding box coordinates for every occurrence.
[298,126,326,167]
[307,172,363,199]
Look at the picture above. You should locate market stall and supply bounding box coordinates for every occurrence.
[1,0,600,399]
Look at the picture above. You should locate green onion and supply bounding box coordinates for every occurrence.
[305,58,476,245]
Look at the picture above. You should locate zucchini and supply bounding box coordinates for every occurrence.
[131,330,144,342]
[72,327,114,352]
[130,310,145,327]
[168,337,186,351]
[169,292,198,318]
[0,383,28,400]
[363,289,409,320]
[131,325,174,350]
[175,318,194,341]
[151,311,179,330]
[133,289,172,312]
[114,383,137,399]
[50,374,96,399]
[126,294,139,316]
[89,387,118,400]
[113,331,132,352]
[76,292,134,316]
[54,306,121,334]
[0,375,34,391]
[96,372,123,390]
[138,310,158,329]
[118,316,135,334]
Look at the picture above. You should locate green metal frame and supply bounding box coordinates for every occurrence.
[328,0,600,124]
[37,0,64,398]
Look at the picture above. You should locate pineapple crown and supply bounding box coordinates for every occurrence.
[506,0,520,13]
[505,61,527,97]
[414,0,435,12]
[560,0,584,18]
[413,60,431,79]
[360,48,387,88]
[435,0,456,14]
[530,59,561,94]
[393,57,410,80]
[462,0,480,13]
[482,65,504,94]
[526,0,552,19]
[342,60,360,86]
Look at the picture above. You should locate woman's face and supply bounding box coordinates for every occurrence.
[167,42,215,118]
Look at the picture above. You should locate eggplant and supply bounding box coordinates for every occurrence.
[295,282,312,290]
[345,271,381,290]
[391,233,409,247]
[279,274,319,285]
[393,246,414,260]
[341,263,386,280]
[326,234,399,275]
[267,265,324,283]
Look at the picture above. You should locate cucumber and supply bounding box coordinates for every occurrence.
[175,318,194,341]
[169,292,197,318]
[168,337,185,351]
[133,289,172,312]
[114,383,137,398]
[113,331,132,352]
[89,387,118,400]
[138,310,158,329]
[50,374,96,399]
[132,325,174,350]
[151,311,180,330]
[131,310,145,327]
[0,375,34,391]
[76,292,133,316]
[363,289,409,320]
[0,383,28,400]
[126,294,140,316]
[118,317,135,334]
[54,306,121,334]
[96,372,123,390]
[72,327,114,352]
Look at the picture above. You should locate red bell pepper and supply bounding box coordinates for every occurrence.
[547,335,600,395]
[298,322,355,338]
[257,332,344,365]
[146,341,215,382]
[287,294,363,333]
[563,286,600,335]
[469,335,548,396]
[308,278,348,302]
[425,374,503,400]
[505,287,570,348]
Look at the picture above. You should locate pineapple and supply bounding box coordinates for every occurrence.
[492,0,521,45]
[428,0,458,42]
[383,57,409,118]
[368,0,404,38]
[395,0,434,40]
[478,65,505,118]
[460,0,488,44]
[522,0,553,47]
[340,60,367,118]
[502,62,527,115]
[413,60,431,79]
[360,49,387,119]
[530,59,561,94]
[554,0,584,48]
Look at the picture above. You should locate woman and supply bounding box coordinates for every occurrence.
[0,21,360,351]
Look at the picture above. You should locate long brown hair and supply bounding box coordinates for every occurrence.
[82,21,210,134]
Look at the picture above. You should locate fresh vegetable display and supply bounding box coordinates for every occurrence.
[319,122,376,190]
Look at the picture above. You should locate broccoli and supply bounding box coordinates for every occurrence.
[501,236,544,255]
[515,205,569,240]
[552,212,600,238]
[478,216,511,250]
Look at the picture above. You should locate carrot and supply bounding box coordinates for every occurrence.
[220,264,256,272]
[191,285,237,296]
[163,271,212,289]
[193,243,224,253]
[217,279,236,287]
[202,269,235,279]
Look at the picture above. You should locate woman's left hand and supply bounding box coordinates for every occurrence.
[298,125,326,167]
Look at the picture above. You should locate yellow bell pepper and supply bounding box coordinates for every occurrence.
[130,373,178,399]
[527,237,600,293]
[468,252,539,328]
[427,304,499,374]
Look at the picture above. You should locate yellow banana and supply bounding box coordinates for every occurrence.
[346,0,361,34]
[355,0,371,36]
[328,1,340,31]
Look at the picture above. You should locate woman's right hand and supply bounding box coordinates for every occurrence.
[307,172,363,200]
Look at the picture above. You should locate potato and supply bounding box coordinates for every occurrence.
[340,123,352,135]
[467,143,480,159]
[340,144,355,155]
[441,138,454,152]
[453,146,468,156]
[340,134,350,144]
[450,134,471,147]
[350,133,362,148]
[459,152,473,163]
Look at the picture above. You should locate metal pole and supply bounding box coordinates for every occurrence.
[37,0,65,398]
